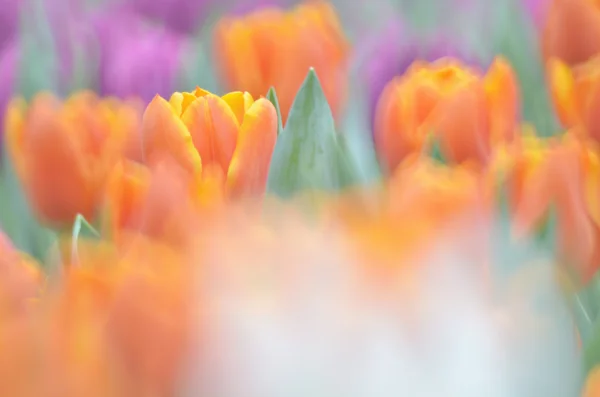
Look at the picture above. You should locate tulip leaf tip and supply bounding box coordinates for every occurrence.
[266,68,348,197]
[266,87,284,136]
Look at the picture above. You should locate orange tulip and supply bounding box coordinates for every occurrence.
[341,157,489,283]
[102,158,218,247]
[4,92,139,226]
[0,231,43,316]
[102,237,195,396]
[374,57,519,172]
[507,132,600,283]
[542,0,600,67]
[548,56,600,143]
[584,367,600,397]
[213,1,349,123]
[141,87,277,197]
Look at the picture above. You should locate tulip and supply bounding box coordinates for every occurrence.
[125,0,210,35]
[102,237,195,396]
[542,0,600,66]
[547,56,600,144]
[91,10,193,104]
[0,230,43,316]
[0,0,18,52]
[507,132,600,283]
[213,1,349,123]
[356,19,481,128]
[584,367,600,397]
[374,57,519,172]
[4,91,140,226]
[141,87,277,197]
[102,159,216,247]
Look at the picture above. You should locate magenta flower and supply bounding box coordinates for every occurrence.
[91,10,191,103]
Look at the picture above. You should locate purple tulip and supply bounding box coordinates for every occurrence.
[0,0,20,52]
[522,0,550,28]
[91,10,191,103]
[0,42,19,147]
[124,0,210,35]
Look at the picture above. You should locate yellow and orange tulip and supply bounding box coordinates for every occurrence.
[505,132,600,283]
[213,1,349,123]
[548,56,600,144]
[4,92,140,226]
[374,57,519,172]
[141,87,277,198]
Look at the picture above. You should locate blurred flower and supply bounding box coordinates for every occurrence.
[584,366,600,397]
[523,0,551,28]
[374,57,519,172]
[102,159,215,247]
[90,10,191,104]
[542,0,600,66]
[142,87,277,197]
[0,0,18,52]
[126,0,210,34]
[547,56,600,144]
[356,19,480,128]
[214,1,349,123]
[506,133,600,283]
[4,92,140,226]
[0,42,19,146]
[104,237,195,396]
[0,230,43,316]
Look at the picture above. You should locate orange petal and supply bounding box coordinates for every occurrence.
[141,95,202,176]
[181,94,238,174]
[23,94,97,224]
[222,91,255,125]
[484,57,519,145]
[213,19,263,92]
[227,98,277,197]
[584,367,600,397]
[428,82,491,165]
[4,97,27,179]
[374,79,422,173]
[547,57,579,127]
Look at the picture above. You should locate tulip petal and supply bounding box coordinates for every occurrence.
[427,82,491,165]
[227,98,277,197]
[169,92,198,117]
[548,58,579,127]
[4,98,28,178]
[222,91,255,125]
[141,95,202,176]
[23,94,96,223]
[374,79,421,173]
[484,57,519,145]
[181,94,238,174]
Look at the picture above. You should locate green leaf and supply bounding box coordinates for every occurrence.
[266,68,352,197]
[427,135,446,164]
[266,87,284,136]
[70,213,100,266]
[18,0,60,99]
[338,78,382,186]
[0,147,57,267]
[534,206,559,255]
[487,0,559,137]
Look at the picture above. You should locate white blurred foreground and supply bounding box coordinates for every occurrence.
[179,211,583,397]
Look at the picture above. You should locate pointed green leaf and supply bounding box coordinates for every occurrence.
[266,68,350,197]
[266,87,284,136]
